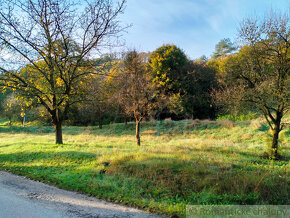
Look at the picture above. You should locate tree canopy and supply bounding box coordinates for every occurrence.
[212,38,236,59]
[148,44,189,93]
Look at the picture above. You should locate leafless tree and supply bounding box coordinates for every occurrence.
[114,51,156,145]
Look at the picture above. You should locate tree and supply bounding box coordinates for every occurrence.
[1,92,22,126]
[183,61,217,119]
[213,12,289,159]
[114,51,155,145]
[0,0,126,144]
[76,79,112,128]
[148,44,188,93]
[148,44,189,118]
[212,38,236,59]
[0,91,8,116]
[82,63,116,129]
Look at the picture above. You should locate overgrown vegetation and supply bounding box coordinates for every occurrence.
[0,119,288,217]
[0,2,288,217]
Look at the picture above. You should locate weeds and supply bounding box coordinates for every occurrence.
[0,119,289,217]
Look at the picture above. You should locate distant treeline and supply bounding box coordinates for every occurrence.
[0,43,229,126]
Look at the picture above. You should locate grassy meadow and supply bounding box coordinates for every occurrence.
[0,118,289,217]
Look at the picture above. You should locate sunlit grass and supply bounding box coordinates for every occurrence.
[0,119,289,217]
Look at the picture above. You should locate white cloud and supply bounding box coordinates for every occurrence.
[118,0,289,58]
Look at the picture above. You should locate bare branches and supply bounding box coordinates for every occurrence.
[239,10,289,46]
[113,50,156,122]
[0,0,127,143]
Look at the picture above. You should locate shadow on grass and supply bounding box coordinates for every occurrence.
[156,145,281,162]
[107,155,288,204]
[0,126,55,134]
[0,149,288,217]
[1,164,176,216]
[0,144,15,148]
[0,120,223,137]
[0,171,155,218]
[0,151,98,164]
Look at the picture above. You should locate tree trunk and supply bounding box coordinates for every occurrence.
[54,121,63,144]
[90,111,97,126]
[136,120,140,146]
[270,112,282,159]
[99,116,103,129]
[271,127,279,159]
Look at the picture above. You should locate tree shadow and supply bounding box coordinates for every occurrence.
[0,151,98,164]
[0,144,14,148]
[0,148,288,215]
[105,155,288,203]
[0,120,223,137]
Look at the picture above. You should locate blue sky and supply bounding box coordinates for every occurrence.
[119,0,289,59]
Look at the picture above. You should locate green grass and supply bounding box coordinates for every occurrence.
[217,112,258,122]
[0,119,289,217]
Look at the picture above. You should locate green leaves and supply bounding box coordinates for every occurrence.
[148,44,188,93]
[212,38,236,59]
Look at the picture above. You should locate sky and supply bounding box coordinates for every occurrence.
[118,0,289,59]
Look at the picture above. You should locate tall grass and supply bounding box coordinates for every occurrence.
[216,112,258,122]
[0,119,289,217]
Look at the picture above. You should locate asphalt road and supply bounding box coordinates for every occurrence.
[0,171,161,218]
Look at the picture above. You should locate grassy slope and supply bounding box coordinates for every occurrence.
[0,119,289,217]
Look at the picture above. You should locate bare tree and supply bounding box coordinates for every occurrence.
[0,0,127,143]
[114,51,155,146]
